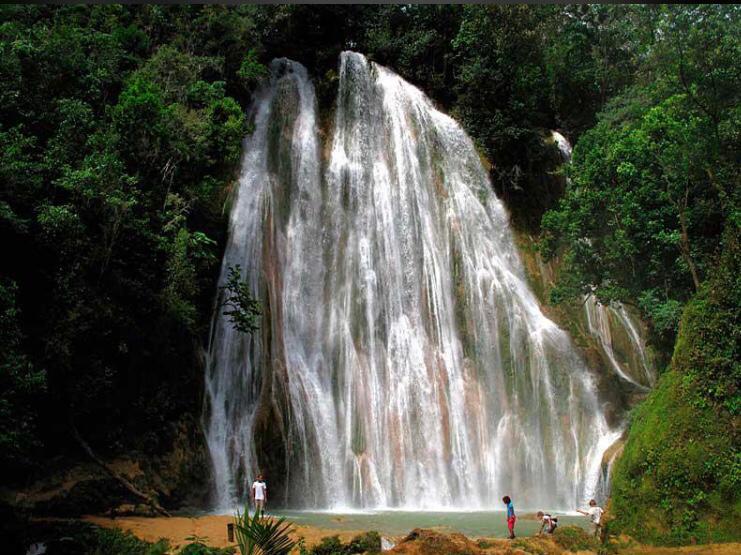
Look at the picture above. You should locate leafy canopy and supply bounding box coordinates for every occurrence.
[541,5,739,339]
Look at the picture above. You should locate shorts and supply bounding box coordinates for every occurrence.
[507,516,516,534]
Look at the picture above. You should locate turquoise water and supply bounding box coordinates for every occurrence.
[268,510,591,538]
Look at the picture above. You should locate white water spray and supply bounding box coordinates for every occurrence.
[205,54,622,511]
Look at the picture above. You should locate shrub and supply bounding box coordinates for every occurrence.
[347,531,381,553]
[310,535,344,555]
[309,531,382,555]
[553,526,600,553]
[179,539,236,555]
[85,527,170,555]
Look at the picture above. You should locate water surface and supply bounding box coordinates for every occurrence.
[267,510,590,538]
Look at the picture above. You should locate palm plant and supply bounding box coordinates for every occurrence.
[233,507,297,555]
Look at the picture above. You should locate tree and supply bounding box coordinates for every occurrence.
[220,265,261,335]
[0,5,254,478]
[0,279,45,475]
[540,5,739,340]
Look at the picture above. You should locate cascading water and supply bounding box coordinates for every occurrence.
[551,130,573,161]
[205,53,621,512]
[583,296,655,390]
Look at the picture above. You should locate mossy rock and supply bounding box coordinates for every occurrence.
[388,528,485,554]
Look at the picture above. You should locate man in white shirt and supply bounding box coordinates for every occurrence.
[251,473,267,512]
[577,499,604,538]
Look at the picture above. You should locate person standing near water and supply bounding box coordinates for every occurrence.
[502,496,516,539]
[577,499,604,538]
[251,473,267,512]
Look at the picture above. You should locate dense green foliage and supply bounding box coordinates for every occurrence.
[0,4,264,480]
[0,279,45,475]
[542,5,739,341]
[179,541,235,555]
[83,527,234,555]
[609,233,740,544]
[82,528,170,555]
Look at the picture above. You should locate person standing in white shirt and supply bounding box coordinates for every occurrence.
[577,499,604,538]
[251,473,267,512]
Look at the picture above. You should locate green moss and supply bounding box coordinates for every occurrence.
[553,526,600,552]
[609,233,740,545]
[450,237,475,359]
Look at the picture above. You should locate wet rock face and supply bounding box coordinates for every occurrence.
[32,475,132,517]
[13,415,208,517]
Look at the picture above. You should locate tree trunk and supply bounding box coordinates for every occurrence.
[676,189,700,291]
[678,208,701,291]
[70,423,171,517]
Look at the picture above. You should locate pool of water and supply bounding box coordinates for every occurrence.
[264,510,591,538]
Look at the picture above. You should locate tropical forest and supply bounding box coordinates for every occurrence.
[0,4,738,555]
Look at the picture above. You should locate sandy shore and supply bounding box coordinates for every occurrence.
[85,514,368,551]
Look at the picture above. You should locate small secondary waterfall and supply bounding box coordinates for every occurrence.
[550,131,656,390]
[583,296,655,389]
[205,53,621,511]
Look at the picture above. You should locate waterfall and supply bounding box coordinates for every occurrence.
[551,130,572,161]
[205,53,621,511]
[583,296,655,390]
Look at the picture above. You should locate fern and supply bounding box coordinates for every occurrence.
[233,507,296,555]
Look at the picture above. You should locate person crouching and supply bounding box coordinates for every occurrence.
[536,511,558,535]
